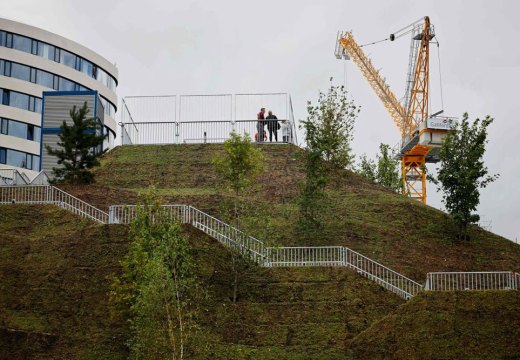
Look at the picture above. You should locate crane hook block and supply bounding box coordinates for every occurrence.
[390,34,395,41]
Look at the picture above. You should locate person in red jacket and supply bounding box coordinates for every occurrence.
[256,107,266,142]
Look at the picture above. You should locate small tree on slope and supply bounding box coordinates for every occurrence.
[299,83,359,236]
[430,113,499,241]
[358,143,402,192]
[45,102,106,184]
[212,132,264,302]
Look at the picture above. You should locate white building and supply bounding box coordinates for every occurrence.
[0,18,118,178]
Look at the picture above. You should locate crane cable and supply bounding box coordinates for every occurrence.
[435,40,445,113]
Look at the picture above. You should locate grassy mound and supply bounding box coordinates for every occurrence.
[349,291,520,359]
[1,205,403,359]
[84,144,520,281]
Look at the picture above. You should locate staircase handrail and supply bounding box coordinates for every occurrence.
[0,185,108,223]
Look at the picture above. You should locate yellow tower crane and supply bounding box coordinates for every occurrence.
[335,16,452,203]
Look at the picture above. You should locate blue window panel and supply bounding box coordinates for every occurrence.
[80,58,95,78]
[6,33,12,48]
[12,34,32,53]
[0,59,3,75]
[31,40,38,55]
[25,154,33,170]
[36,69,54,89]
[11,62,31,82]
[3,61,11,76]
[8,120,27,139]
[33,98,42,113]
[60,49,76,68]
[32,155,40,171]
[0,31,5,47]
[7,148,27,168]
[1,89,8,105]
[9,91,29,110]
[58,77,75,91]
[37,42,56,61]
[33,126,41,143]
[0,148,5,164]
[30,68,36,83]
[0,118,7,134]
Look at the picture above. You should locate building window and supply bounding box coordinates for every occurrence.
[60,49,76,68]
[0,147,39,170]
[10,91,29,110]
[2,61,11,76]
[0,118,41,142]
[10,62,31,82]
[36,69,54,89]
[58,77,75,91]
[0,118,7,134]
[5,33,12,48]
[12,34,32,53]
[8,119,26,139]
[37,42,56,61]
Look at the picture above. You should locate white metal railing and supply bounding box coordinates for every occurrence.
[264,246,422,299]
[189,206,266,264]
[109,204,187,224]
[344,248,423,299]
[0,185,108,223]
[121,119,295,145]
[107,204,419,298]
[3,186,518,300]
[119,93,298,146]
[266,246,345,267]
[424,271,519,291]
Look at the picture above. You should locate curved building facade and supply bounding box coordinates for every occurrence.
[0,18,118,177]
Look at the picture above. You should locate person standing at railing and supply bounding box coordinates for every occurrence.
[266,110,279,142]
[256,107,266,142]
[281,119,291,143]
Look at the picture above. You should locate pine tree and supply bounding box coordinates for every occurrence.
[45,102,106,184]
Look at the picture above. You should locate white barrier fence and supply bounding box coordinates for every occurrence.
[424,271,520,291]
[119,93,298,146]
[109,205,421,298]
[0,185,108,223]
[2,186,518,300]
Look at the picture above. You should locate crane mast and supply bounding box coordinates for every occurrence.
[336,16,447,204]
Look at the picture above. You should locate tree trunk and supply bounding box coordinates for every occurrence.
[172,267,184,359]
[232,254,238,303]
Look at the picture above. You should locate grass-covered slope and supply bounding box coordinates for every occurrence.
[79,144,520,281]
[0,205,404,359]
[0,205,129,358]
[349,291,520,359]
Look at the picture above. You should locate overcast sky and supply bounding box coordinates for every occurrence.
[2,0,519,241]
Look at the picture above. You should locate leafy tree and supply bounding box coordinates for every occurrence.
[212,132,265,223]
[375,143,401,192]
[301,82,359,169]
[110,188,202,359]
[45,102,106,184]
[430,113,499,240]
[357,143,402,192]
[358,154,377,182]
[297,150,328,236]
[298,83,359,236]
[212,132,264,302]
